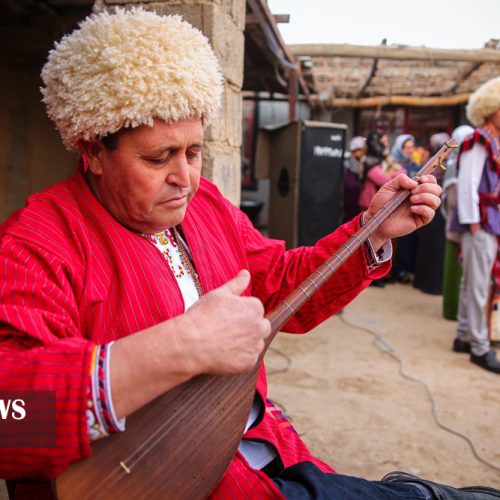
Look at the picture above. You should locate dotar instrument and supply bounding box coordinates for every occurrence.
[54,140,457,500]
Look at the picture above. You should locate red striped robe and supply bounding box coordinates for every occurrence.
[0,167,389,497]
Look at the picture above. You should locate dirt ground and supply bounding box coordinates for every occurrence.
[265,282,500,489]
[1,282,499,498]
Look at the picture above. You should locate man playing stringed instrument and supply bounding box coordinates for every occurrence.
[1,8,499,500]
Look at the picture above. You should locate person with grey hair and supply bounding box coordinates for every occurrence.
[0,8,498,500]
[450,76,500,374]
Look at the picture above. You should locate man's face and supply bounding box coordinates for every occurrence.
[86,118,204,234]
[487,108,500,132]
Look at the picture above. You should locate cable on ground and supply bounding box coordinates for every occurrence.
[338,312,500,474]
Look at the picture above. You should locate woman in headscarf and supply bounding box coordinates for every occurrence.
[391,134,420,177]
[390,134,420,282]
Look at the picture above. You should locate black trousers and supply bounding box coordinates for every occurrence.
[268,462,429,499]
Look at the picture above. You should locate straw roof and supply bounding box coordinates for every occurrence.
[290,41,500,108]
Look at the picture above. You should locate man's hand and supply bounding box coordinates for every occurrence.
[177,270,271,377]
[469,222,480,235]
[111,270,270,419]
[364,174,442,251]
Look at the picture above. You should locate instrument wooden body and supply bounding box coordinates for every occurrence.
[55,141,456,499]
[56,371,258,499]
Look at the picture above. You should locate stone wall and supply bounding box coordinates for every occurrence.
[0,0,245,224]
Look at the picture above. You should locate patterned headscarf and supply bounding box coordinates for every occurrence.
[391,134,417,171]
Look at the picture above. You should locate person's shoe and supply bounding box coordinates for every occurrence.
[470,350,500,374]
[382,471,500,498]
[395,271,414,284]
[369,280,385,288]
[452,338,471,353]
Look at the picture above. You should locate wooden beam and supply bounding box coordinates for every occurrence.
[45,0,93,5]
[273,14,290,23]
[449,61,483,93]
[247,0,311,98]
[246,13,290,24]
[356,58,379,98]
[288,43,500,63]
[288,69,297,121]
[318,93,471,108]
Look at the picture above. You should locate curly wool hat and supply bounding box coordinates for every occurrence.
[466,76,500,128]
[41,8,224,151]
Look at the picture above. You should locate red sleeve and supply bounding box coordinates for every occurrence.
[0,235,94,478]
[236,210,390,333]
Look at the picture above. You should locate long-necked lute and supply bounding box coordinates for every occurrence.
[54,140,457,499]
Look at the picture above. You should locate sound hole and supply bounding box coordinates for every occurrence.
[278,167,289,197]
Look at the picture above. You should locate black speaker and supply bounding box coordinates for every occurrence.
[257,121,346,248]
[298,124,346,246]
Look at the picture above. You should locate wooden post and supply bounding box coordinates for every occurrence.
[288,43,500,63]
[288,69,297,121]
[319,93,471,108]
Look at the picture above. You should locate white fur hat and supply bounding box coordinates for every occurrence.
[41,8,224,151]
[466,76,500,128]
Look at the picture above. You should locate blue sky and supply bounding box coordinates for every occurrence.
[267,0,499,49]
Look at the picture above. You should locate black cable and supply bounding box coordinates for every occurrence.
[338,312,500,474]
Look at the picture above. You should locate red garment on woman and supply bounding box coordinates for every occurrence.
[359,165,406,211]
[0,166,389,496]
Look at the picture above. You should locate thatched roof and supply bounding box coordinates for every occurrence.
[289,41,500,108]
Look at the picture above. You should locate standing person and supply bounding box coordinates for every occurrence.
[413,132,451,295]
[358,132,405,212]
[342,136,365,223]
[413,139,431,167]
[391,134,420,283]
[0,9,498,500]
[450,76,500,374]
[391,134,420,178]
[441,125,474,319]
[361,130,388,182]
[358,132,405,287]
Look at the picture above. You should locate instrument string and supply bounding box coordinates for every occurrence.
[339,313,500,474]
